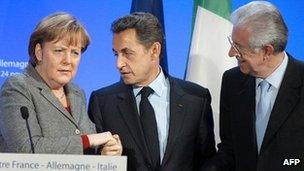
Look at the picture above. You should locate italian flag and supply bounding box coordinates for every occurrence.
[185,0,236,143]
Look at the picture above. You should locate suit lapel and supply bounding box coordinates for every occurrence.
[261,56,301,153]
[25,65,78,126]
[162,78,186,164]
[117,87,151,163]
[39,87,78,126]
[235,75,259,158]
[66,84,82,124]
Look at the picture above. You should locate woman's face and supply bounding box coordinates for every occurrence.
[34,38,82,89]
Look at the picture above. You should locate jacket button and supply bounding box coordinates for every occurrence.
[75,129,80,135]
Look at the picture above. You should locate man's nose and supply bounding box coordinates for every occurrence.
[116,55,125,70]
[228,46,241,59]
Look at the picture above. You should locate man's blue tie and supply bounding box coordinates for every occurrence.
[256,80,271,153]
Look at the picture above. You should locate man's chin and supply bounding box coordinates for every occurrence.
[239,67,250,75]
[121,78,134,85]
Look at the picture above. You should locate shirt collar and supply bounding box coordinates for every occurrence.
[133,68,167,97]
[256,51,288,89]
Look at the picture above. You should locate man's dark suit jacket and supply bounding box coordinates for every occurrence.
[206,54,304,171]
[88,76,216,171]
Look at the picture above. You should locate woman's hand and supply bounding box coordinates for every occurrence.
[100,134,122,156]
[87,131,113,148]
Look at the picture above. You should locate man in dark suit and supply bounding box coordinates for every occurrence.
[88,12,215,171]
[204,1,304,171]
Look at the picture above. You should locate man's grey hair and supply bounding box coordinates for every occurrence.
[231,1,288,54]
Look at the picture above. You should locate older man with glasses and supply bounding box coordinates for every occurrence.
[203,1,304,171]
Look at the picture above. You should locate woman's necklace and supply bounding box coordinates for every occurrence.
[59,92,65,99]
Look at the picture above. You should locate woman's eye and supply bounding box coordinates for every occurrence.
[73,51,80,56]
[54,49,63,53]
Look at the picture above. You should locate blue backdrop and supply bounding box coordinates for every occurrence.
[0,0,303,100]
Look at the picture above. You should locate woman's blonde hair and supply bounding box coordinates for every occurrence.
[28,12,90,66]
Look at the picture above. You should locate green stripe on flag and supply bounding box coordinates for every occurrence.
[191,0,231,36]
[196,0,231,20]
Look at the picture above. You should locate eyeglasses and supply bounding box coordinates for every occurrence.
[227,35,242,58]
